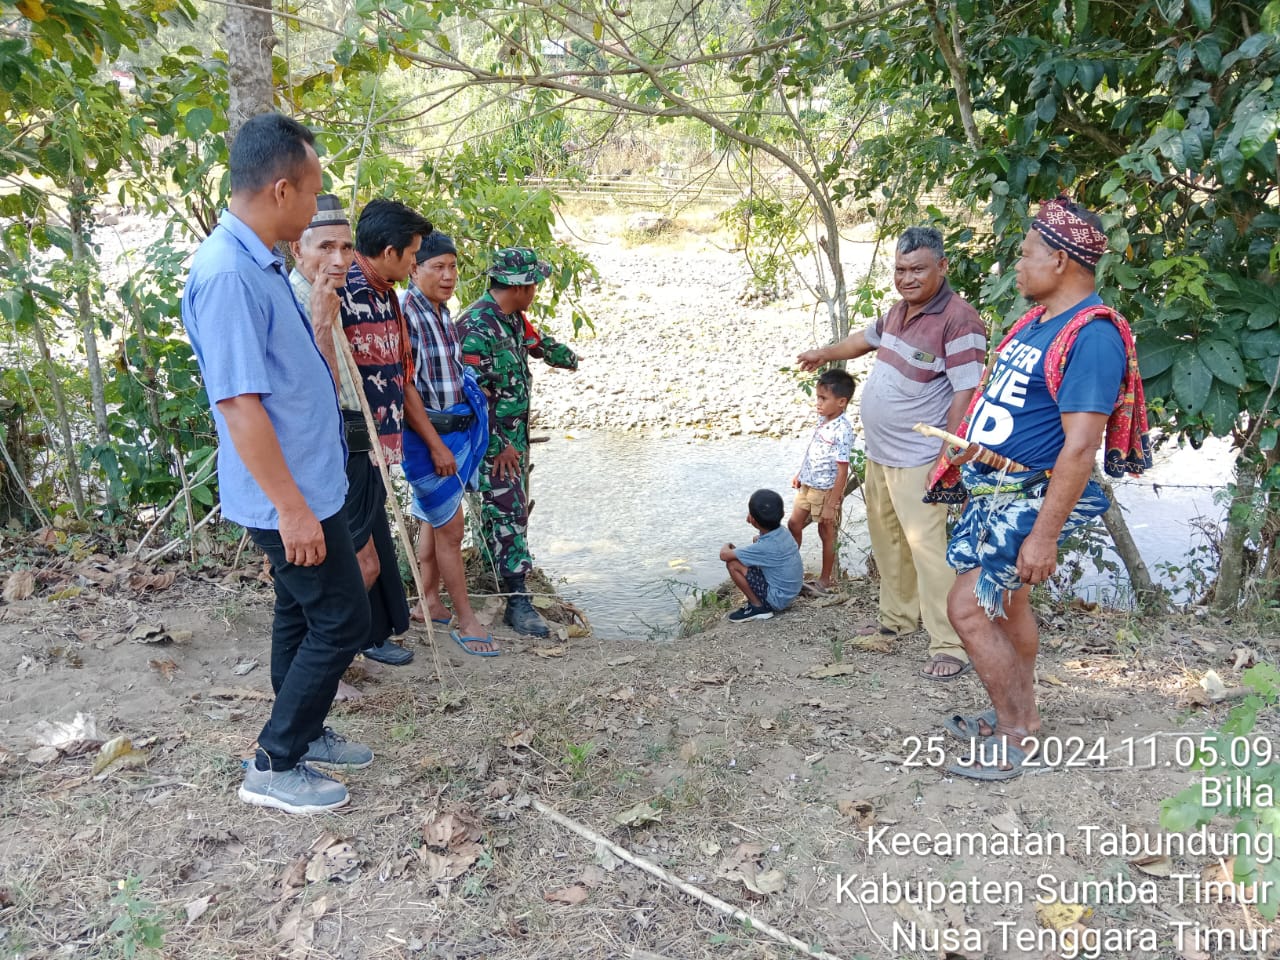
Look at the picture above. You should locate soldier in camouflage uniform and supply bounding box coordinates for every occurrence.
[457,247,578,637]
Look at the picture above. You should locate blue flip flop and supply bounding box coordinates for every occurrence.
[431,617,451,625]
[450,629,499,658]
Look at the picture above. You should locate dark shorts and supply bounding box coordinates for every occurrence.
[343,454,387,549]
[745,566,771,609]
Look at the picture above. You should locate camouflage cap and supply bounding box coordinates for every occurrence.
[488,247,551,286]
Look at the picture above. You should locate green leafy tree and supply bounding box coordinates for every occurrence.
[837,0,1279,607]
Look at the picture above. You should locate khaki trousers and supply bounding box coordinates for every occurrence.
[863,459,965,659]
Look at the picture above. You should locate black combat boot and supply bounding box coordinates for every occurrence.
[503,575,549,637]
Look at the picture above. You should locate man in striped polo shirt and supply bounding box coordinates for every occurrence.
[797,227,986,680]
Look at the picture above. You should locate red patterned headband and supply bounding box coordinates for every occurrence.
[1032,195,1106,270]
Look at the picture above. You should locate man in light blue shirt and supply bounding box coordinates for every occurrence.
[181,113,372,814]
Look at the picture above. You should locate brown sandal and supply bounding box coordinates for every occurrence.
[919,653,973,682]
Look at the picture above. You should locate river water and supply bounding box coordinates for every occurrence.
[524,432,1233,639]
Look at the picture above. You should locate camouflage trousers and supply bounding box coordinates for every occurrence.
[474,458,532,580]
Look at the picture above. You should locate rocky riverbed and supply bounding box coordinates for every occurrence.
[534,217,882,438]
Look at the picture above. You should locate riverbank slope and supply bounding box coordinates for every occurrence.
[1,556,1273,959]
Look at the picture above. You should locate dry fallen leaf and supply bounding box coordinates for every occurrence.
[837,798,876,828]
[130,571,177,592]
[3,570,35,601]
[1035,900,1090,930]
[565,624,591,638]
[595,843,622,871]
[545,884,589,905]
[615,800,662,827]
[608,685,636,702]
[25,745,60,765]
[846,634,893,653]
[534,645,567,659]
[503,727,534,750]
[608,655,637,667]
[717,843,785,896]
[1232,646,1257,670]
[719,842,765,869]
[184,895,213,925]
[1130,855,1173,878]
[276,894,328,959]
[805,662,860,679]
[305,833,361,883]
[751,869,786,895]
[418,848,480,882]
[149,658,180,681]
[422,806,484,852]
[1198,858,1252,901]
[91,736,149,776]
[278,857,308,900]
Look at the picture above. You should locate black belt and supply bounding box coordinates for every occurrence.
[428,410,475,434]
[342,409,372,453]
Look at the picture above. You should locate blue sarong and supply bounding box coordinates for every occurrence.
[947,462,1110,620]
[402,372,489,528]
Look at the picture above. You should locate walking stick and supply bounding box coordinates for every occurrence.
[912,422,1032,474]
[332,334,445,678]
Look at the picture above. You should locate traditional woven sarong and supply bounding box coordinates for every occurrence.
[402,371,490,528]
[947,463,1110,619]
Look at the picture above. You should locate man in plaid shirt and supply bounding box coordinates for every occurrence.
[401,233,495,655]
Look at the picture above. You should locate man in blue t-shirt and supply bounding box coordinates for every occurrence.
[182,115,372,814]
[942,197,1129,781]
[719,489,804,622]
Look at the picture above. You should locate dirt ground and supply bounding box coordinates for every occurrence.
[1,531,1278,960]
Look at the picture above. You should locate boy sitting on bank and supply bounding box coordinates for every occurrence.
[719,489,804,622]
[788,369,855,591]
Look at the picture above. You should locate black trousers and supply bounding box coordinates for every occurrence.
[248,508,370,770]
[343,455,410,648]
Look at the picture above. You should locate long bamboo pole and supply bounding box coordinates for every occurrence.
[331,332,443,674]
[912,422,1031,473]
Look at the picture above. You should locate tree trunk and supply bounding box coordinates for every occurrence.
[221,0,277,142]
[26,306,86,516]
[0,398,42,526]
[1092,469,1164,613]
[1212,457,1258,612]
[125,295,173,468]
[926,0,981,150]
[69,181,111,452]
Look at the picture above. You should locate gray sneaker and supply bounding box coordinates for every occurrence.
[302,727,374,769]
[238,761,349,813]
